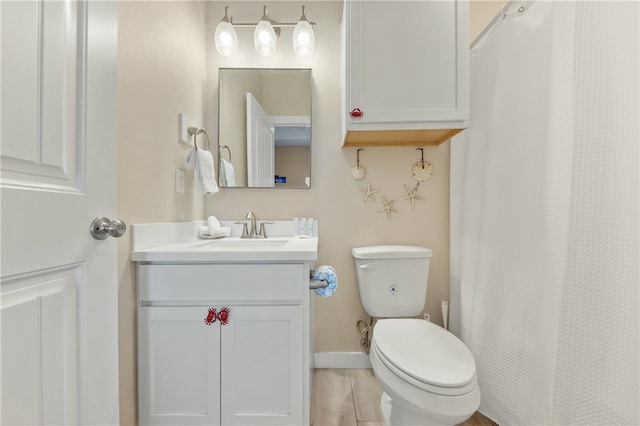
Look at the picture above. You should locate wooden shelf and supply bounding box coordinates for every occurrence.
[342,128,464,147]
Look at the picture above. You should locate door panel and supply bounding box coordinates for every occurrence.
[1,267,78,424]
[138,307,221,426]
[220,305,303,425]
[1,0,80,188]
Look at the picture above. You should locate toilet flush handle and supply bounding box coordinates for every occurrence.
[359,262,375,269]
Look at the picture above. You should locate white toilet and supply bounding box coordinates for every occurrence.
[353,245,480,426]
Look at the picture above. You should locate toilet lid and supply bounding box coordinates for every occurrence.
[373,319,476,389]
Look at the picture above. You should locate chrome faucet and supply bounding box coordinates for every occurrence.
[245,211,258,238]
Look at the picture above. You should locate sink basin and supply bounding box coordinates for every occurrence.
[185,238,290,249]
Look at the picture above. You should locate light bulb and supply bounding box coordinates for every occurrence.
[215,21,238,56]
[293,6,315,56]
[254,6,277,56]
[215,7,237,57]
[254,19,277,56]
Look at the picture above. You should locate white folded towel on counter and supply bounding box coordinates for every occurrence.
[185,148,219,194]
[207,216,222,235]
[198,226,231,238]
[199,216,231,238]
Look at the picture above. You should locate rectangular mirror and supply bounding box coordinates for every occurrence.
[218,68,312,188]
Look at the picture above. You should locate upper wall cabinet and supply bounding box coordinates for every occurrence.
[342,1,469,147]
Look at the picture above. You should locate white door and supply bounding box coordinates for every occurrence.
[246,93,275,187]
[1,1,119,424]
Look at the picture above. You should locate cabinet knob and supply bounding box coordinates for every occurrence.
[350,108,364,118]
[204,307,217,325]
[203,307,230,326]
[217,307,230,325]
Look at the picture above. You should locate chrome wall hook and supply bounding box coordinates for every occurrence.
[188,127,210,151]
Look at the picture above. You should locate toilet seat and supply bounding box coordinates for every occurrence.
[372,319,477,396]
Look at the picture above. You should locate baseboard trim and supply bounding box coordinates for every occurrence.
[313,351,372,369]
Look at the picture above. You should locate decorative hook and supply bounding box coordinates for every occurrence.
[412,148,433,182]
[416,147,425,169]
[357,148,364,169]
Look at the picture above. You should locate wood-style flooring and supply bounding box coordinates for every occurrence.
[311,369,496,426]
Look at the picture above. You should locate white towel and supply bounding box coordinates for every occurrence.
[199,216,230,238]
[198,225,231,238]
[220,158,236,187]
[185,148,219,194]
[207,216,222,235]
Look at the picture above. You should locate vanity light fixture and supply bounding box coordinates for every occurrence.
[215,5,315,57]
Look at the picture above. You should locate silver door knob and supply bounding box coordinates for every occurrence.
[90,217,127,240]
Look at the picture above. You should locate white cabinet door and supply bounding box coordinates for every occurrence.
[138,307,221,426]
[220,305,304,426]
[345,0,469,131]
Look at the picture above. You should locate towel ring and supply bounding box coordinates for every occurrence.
[188,127,210,151]
[219,145,232,162]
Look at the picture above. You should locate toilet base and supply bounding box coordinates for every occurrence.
[380,392,392,424]
[381,391,461,426]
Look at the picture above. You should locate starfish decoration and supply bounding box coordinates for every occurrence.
[361,182,379,202]
[377,196,398,219]
[398,183,425,210]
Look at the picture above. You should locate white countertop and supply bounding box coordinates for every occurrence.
[131,220,318,263]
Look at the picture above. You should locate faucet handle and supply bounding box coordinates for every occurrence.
[233,221,250,238]
[258,221,275,238]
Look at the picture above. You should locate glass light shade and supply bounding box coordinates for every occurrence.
[215,20,238,57]
[293,19,315,56]
[254,19,277,56]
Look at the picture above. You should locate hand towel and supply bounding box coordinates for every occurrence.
[313,266,338,297]
[207,216,222,236]
[220,158,236,187]
[184,147,197,170]
[185,148,219,194]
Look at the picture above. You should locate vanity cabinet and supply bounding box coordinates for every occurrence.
[342,0,469,147]
[137,263,308,426]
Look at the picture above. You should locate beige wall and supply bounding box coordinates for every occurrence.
[117,1,504,424]
[117,2,207,424]
[470,0,505,43]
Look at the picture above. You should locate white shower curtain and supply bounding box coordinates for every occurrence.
[450,1,638,424]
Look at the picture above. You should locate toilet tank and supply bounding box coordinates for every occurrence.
[353,245,433,318]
